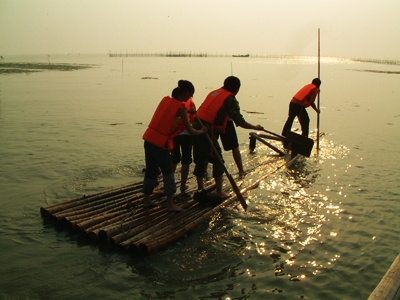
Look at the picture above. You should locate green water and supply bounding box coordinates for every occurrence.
[0,54,399,299]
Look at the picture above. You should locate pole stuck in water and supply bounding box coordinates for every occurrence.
[317,28,321,154]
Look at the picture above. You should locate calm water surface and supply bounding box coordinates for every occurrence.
[0,54,399,300]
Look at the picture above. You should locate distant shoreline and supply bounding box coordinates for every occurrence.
[0,62,95,74]
[107,51,400,66]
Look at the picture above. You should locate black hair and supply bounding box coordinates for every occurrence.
[312,78,321,88]
[172,80,195,99]
[222,76,241,93]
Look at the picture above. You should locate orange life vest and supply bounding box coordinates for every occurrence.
[197,88,234,132]
[292,84,318,108]
[177,97,196,131]
[185,97,196,124]
[143,96,184,150]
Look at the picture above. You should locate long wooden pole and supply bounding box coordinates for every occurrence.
[317,28,321,154]
[194,112,247,211]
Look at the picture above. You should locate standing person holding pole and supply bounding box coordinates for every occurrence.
[281,78,321,139]
[192,76,264,200]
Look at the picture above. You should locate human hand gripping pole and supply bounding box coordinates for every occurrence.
[194,112,248,211]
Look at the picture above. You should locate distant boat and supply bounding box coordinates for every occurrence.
[232,54,250,57]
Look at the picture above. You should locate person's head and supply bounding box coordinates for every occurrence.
[222,76,241,95]
[172,80,195,101]
[312,78,321,88]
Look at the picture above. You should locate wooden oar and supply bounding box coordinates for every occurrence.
[261,129,297,144]
[249,132,286,156]
[194,112,247,211]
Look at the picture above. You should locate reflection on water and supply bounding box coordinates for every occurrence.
[250,136,350,280]
[123,134,355,298]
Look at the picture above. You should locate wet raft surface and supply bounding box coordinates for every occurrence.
[40,154,294,256]
[40,177,253,256]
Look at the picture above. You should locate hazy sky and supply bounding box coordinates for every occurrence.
[1,0,399,59]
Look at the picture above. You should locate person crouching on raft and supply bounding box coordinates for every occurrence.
[142,80,207,212]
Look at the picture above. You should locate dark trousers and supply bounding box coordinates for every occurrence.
[282,102,310,137]
[143,141,176,196]
[171,134,193,165]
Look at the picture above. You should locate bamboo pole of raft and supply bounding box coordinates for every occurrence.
[41,182,145,217]
[110,209,180,247]
[125,201,210,246]
[41,173,192,217]
[85,199,175,235]
[52,189,143,221]
[102,194,201,242]
[59,195,152,232]
[54,191,145,227]
[41,179,144,210]
[128,204,213,252]
[79,187,198,235]
[96,206,172,242]
[116,185,218,249]
[121,203,212,253]
[73,206,135,232]
[42,174,191,219]
[80,200,160,236]
[52,184,168,224]
[194,112,248,211]
[94,210,166,243]
[54,189,144,218]
[52,179,214,234]
[64,208,124,231]
[66,193,165,231]
[138,194,246,255]
[316,28,321,154]
[111,199,205,247]
[115,183,219,249]
[51,185,146,216]
[91,208,169,242]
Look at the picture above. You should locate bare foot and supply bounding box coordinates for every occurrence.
[180,184,190,192]
[143,200,158,208]
[166,204,184,212]
[153,189,164,195]
[239,171,248,178]
[217,191,230,199]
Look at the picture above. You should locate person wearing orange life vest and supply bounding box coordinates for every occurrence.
[282,78,321,138]
[142,80,207,212]
[192,76,264,199]
[171,96,196,193]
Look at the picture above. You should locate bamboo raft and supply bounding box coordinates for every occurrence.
[40,176,259,255]
[41,141,298,256]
